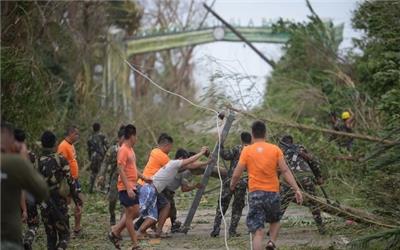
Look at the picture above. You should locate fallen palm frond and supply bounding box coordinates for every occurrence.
[350,227,400,250]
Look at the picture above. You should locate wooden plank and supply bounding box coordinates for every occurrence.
[181,111,235,233]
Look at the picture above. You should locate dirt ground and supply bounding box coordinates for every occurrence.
[30,191,357,250]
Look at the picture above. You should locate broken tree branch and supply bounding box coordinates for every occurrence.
[227,106,398,145]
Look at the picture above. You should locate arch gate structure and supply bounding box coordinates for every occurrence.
[103,23,344,118]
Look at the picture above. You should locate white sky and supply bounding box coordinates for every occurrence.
[192,0,363,109]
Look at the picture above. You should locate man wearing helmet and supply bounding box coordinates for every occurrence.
[330,110,355,150]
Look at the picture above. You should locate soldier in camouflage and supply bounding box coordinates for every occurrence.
[13,128,41,250]
[210,132,252,238]
[38,131,82,249]
[87,123,108,193]
[22,151,41,250]
[278,135,326,234]
[98,126,125,225]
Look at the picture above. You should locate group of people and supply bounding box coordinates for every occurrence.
[1,117,329,250]
[1,122,83,250]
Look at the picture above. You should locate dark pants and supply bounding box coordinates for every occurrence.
[280,176,323,229]
[23,200,40,250]
[212,179,247,234]
[162,189,177,225]
[40,196,70,250]
[89,156,103,193]
[107,171,120,224]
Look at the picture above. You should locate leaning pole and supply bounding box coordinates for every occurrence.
[181,111,236,233]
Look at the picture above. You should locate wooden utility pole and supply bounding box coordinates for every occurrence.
[203,3,276,68]
[181,111,236,233]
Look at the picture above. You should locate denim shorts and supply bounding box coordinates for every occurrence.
[119,189,139,207]
[139,184,158,221]
[247,191,281,233]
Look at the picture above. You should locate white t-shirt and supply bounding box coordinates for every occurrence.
[152,160,183,193]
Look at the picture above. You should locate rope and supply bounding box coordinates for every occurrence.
[121,58,231,250]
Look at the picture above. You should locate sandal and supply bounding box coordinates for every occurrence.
[131,246,143,250]
[108,232,121,249]
[265,240,277,250]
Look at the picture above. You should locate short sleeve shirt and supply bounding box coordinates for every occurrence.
[238,141,283,193]
[117,143,138,191]
[138,148,170,185]
[152,160,183,193]
[57,139,79,179]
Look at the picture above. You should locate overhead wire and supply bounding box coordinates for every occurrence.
[121,56,231,250]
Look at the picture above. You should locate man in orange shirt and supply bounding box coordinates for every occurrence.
[135,133,173,231]
[108,124,151,250]
[57,126,83,236]
[230,121,303,250]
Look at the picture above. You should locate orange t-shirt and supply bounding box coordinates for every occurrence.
[238,141,283,193]
[138,148,169,185]
[57,139,79,179]
[117,143,138,191]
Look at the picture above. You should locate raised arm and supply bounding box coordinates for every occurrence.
[181,146,208,169]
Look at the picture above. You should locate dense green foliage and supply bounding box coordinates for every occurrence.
[263,0,400,248]
[352,0,400,124]
[2,0,399,249]
[1,1,142,144]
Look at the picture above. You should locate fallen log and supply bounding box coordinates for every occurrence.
[302,192,399,229]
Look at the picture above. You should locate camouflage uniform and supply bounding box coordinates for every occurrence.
[98,143,120,225]
[23,152,40,250]
[87,132,108,193]
[278,143,325,233]
[336,120,354,151]
[211,144,247,237]
[37,148,81,250]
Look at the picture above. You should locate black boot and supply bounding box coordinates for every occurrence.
[110,214,116,226]
[89,175,95,193]
[171,221,182,233]
[210,227,220,237]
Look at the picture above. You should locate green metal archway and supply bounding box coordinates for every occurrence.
[104,24,344,117]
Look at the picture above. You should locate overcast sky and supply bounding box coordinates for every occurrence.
[192,0,363,108]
